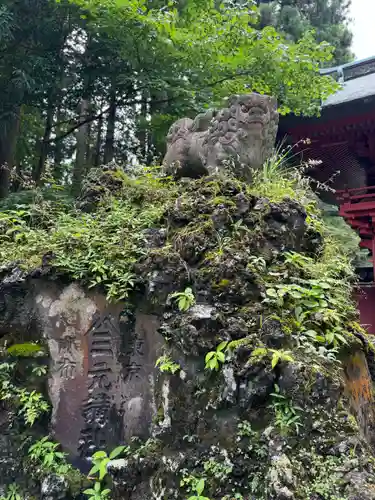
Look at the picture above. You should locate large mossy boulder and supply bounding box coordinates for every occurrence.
[0,166,375,499]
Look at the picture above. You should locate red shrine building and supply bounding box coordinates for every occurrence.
[279,56,375,334]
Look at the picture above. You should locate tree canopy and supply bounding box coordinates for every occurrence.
[0,0,341,198]
[257,0,353,64]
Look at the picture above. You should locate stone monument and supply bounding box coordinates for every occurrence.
[163,92,279,181]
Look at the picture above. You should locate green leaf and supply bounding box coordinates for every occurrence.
[251,347,268,358]
[88,464,100,476]
[304,330,318,338]
[271,352,280,369]
[92,451,107,459]
[196,478,205,495]
[334,333,348,345]
[216,351,225,363]
[99,459,109,480]
[205,352,215,362]
[266,288,278,298]
[217,341,228,352]
[109,445,126,459]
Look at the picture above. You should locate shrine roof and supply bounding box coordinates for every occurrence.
[321,56,375,108]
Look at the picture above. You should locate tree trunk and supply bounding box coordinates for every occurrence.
[72,98,90,196]
[85,119,93,172]
[94,114,103,167]
[103,84,117,164]
[53,108,64,181]
[71,34,93,196]
[0,107,21,199]
[136,89,149,162]
[34,102,54,184]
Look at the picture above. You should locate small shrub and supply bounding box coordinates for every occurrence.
[170,287,196,312]
[205,342,228,371]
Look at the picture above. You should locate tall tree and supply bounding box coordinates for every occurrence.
[257,0,353,64]
[0,0,342,198]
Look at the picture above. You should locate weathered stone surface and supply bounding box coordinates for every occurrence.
[163,93,279,181]
[0,176,374,500]
[0,278,164,471]
[41,474,69,500]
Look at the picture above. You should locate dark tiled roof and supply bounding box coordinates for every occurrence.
[321,56,375,107]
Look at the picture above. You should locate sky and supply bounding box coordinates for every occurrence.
[350,0,375,60]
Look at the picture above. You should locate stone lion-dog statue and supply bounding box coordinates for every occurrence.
[163,93,279,181]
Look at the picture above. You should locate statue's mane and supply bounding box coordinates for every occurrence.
[166,118,194,146]
[205,94,279,152]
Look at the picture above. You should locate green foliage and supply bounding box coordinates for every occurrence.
[68,0,339,118]
[29,437,70,473]
[0,172,176,302]
[181,476,211,500]
[170,287,196,312]
[293,449,348,499]
[270,385,303,435]
[203,458,232,482]
[0,484,22,500]
[249,143,318,205]
[155,355,181,374]
[205,341,228,371]
[263,246,354,359]
[84,446,128,500]
[6,342,44,357]
[0,362,49,426]
[88,446,129,481]
[83,482,111,500]
[250,347,294,369]
[18,389,49,426]
[0,0,341,200]
[321,203,370,265]
[32,365,48,377]
[258,0,353,64]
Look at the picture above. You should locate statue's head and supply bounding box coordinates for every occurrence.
[227,93,279,143]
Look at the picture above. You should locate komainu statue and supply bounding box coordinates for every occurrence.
[163,93,279,181]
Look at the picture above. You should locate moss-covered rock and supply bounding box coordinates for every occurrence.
[0,164,375,499]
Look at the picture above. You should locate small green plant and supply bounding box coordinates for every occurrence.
[181,477,211,500]
[83,482,111,500]
[28,436,72,474]
[32,365,48,377]
[270,385,303,435]
[205,341,228,371]
[237,420,257,439]
[88,446,129,481]
[155,355,181,374]
[203,458,232,481]
[19,389,49,426]
[232,218,251,237]
[250,347,294,369]
[170,287,196,312]
[0,484,22,500]
[214,230,232,256]
[188,478,210,500]
[0,362,49,426]
[247,255,267,273]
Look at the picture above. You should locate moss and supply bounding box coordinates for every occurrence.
[153,406,165,425]
[7,342,45,357]
[211,196,236,207]
[212,279,230,288]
